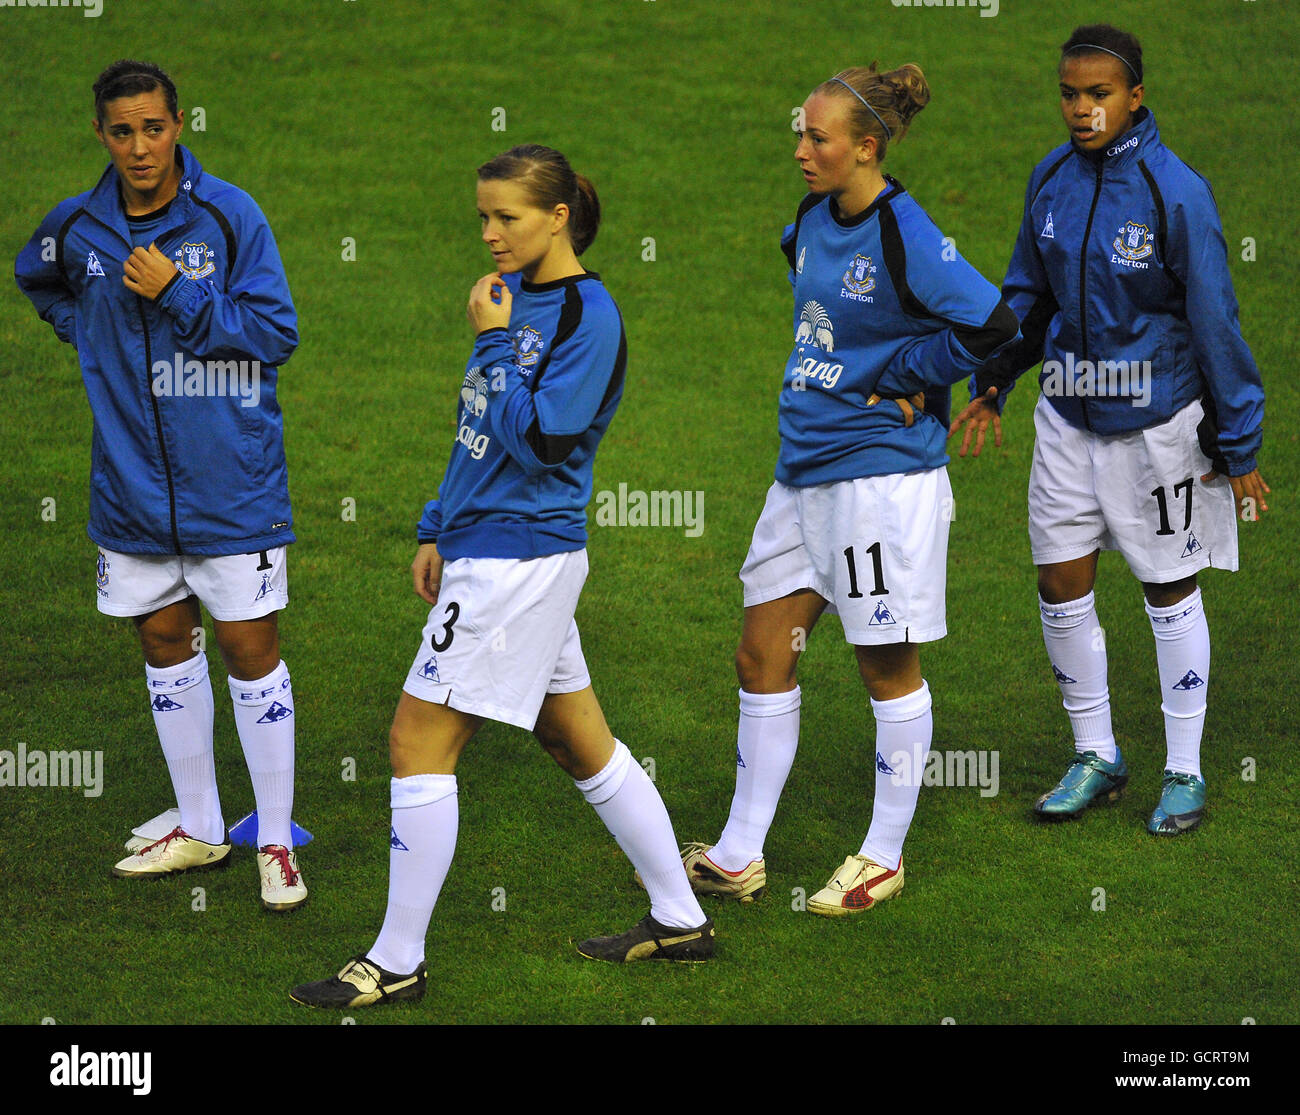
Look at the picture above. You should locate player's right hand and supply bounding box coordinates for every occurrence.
[467,272,511,334]
[947,386,1002,458]
[412,542,444,605]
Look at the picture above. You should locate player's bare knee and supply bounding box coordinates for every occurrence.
[1037,569,1062,602]
[734,644,757,688]
[537,734,578,776]
[1037,568,1084,604]
[136,629,195,669]
[534,721,588,776]
[388,723,428,777]
[854,644,920,700]
[214,623,280,680]
[735,643,793,693]
[533,718,564,755]
[1143,574,1197,608]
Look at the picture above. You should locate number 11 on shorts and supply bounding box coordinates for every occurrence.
[844,542,888,598]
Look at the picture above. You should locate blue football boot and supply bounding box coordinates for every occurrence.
[1147,770,1206,835]
[1034,749,1129,819]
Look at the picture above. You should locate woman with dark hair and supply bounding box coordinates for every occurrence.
[292,145,712,1010]
[950,25,1269,834]
[15,59,306,911]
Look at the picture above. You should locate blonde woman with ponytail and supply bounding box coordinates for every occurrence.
[670,65,1020,916]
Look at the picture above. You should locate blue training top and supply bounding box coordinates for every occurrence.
[777,178,1019,486]
[418,271,627,560]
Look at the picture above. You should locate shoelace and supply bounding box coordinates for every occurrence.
[1068,752,1116,773]
[261,845,299,886]
[138,826,187,855]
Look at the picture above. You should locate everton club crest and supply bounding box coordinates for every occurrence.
[176,241,216,280]
[514,325,544,368]
[1111,221,1154,262]
[842,253,877,296]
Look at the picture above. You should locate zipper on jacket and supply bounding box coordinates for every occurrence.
[137,297,184,554]
[1076,159,1104,431]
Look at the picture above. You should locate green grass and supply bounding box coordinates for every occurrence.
[0,0,1296,1027]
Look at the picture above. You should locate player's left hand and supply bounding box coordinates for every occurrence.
[947,387,1002,458]
[467,272,511,333]
[122,242,179,301]
[1201,466,1271,521]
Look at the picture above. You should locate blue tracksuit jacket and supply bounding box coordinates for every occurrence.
[972,109,1264,476]
[15,144,299,554]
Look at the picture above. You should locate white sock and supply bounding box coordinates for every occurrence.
[369,774,458,975]
[708,687,800,872]
[859,682,932,872]
[576,740,705,930]
[1146,588,1209,779]
[229,661,296,849]
[1040,593,1117,762]
[146,653,224,845]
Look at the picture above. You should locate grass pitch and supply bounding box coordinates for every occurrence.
[0,0,1296,1028]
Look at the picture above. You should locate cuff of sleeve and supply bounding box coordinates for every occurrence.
[156,269,183,302]
[417,499,442,543]
[1226,457,1257,478]
[972,375,1012,414]
[157,273,200,321]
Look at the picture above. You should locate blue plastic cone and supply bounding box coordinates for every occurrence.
[228,810,313,847]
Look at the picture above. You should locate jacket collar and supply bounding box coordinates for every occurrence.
[1073,106,1158,172]
[85,144,202,240]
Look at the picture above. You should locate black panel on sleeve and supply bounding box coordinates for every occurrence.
[525,423,582,465]
[54,207,88,283]
[975,289,1060,397]
[192,195,239,277]
[952,300,1020,362]
[782,191,825,271]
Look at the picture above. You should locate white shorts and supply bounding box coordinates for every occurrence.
[1028,396,1239,583]
[402,549,593,731]
[739,471,951,645]
[94,546,289,621]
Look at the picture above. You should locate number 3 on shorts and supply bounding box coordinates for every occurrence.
[430,601,460,651]
[1151,477,1193,537]
[843,542,889,598]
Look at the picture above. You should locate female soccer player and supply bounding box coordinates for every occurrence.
[949,25,1269,833]
[291,145,712,1010]
[15,61,306,910]
[674,66,1019,915]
